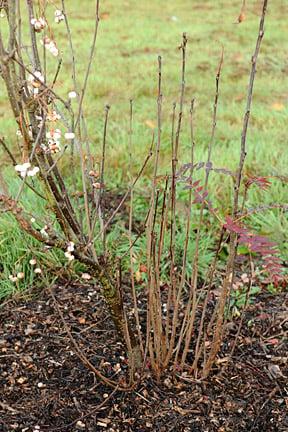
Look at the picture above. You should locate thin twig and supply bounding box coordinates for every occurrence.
[74,0,100,129]
[128,99,144,356]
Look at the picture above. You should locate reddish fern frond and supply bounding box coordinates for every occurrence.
[262,255,284,285]
[183,179,201,189]
[224,216,247,235]
[242,203,288,217]
[245,176,272,191]
[176,162,205,177]
[177,161,234,178]
[182,179,211,206]
[193,190,209,204]
[224,216,284,285]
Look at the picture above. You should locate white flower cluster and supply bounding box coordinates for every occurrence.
[31,17,47,32]
[54,10,65,23]
[40,225,49,238]
[9,272,24,283]
[46,129,62,153]
[29,259,42,274]
[46,129,61,141]
[68,91,77,99]
[64,132,75,140]
[65,241,75,261]
[9,262,41,283]
[43,128,75,154]
[41,36,59,57]
[16,127,33,138]
[47,110,61,122]
[15,162,40,178]
[28,70,44,97]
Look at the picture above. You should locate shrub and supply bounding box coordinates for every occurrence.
[1,0,283,388]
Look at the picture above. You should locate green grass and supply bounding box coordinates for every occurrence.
[0,0,287,297]
[0,212,61,300]
[0,177,63,299]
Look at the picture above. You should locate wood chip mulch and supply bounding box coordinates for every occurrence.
[0,283,287,432]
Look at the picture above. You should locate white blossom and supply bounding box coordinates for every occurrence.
[64,132,75,140]
[9,275,18,283]
[34,268,42,274]
[47,110,61,122]
[17,272,25,280]
[64,251,75,261]
[34,70,44,82]
[67,241,75,252]
[41,37,59,57]
[46,129,61,140]
[68,91,77,99]
[31,17,47,32]
[27,71,44,98]
[54,10,65,23]
[40,144,48,152]
[50,45,59,57]
[15,162,31,173]
[48,141,61,154]
[27,166,40,177]
[55,130,62,140]
[15,162,39,178]
[40,226,48,237]
[46,129,62,154]
[29,259,37,266]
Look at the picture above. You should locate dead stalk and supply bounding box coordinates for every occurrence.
[203,0,268,377]
[128,99,144,356]
[179,49,224,369]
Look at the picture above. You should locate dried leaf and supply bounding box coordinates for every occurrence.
[271,102,285,112]
[17,376,27,384]
[135,271,142,282]
[145,119,156,129]
[100,12,110,20]
[268,364,285,379]
[237,12,246,23]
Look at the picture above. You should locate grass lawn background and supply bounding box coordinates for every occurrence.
[0,0,287,296]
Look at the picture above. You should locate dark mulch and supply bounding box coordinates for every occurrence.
[0,283,287,432]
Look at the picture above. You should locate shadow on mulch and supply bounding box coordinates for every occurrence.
[0,283,287,432]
